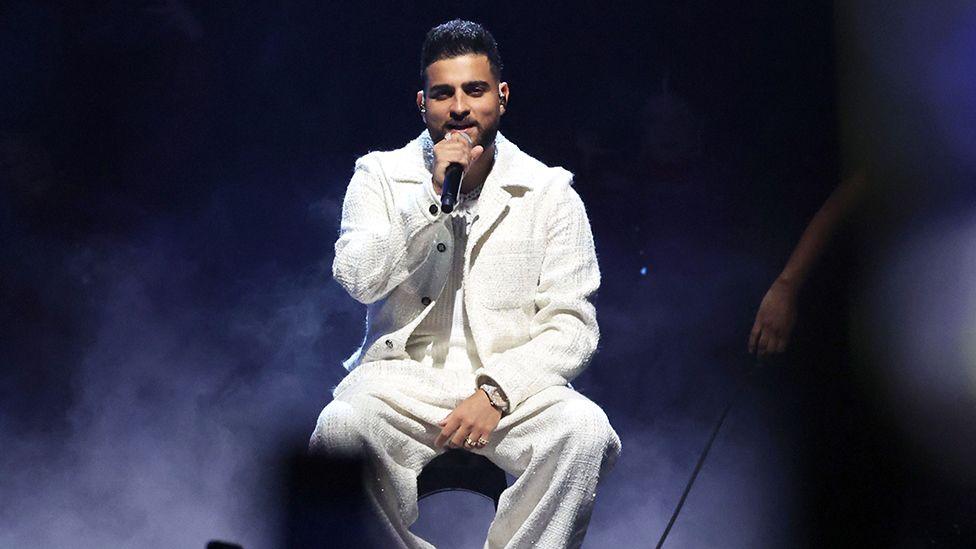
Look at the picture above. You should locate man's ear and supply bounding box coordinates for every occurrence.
[416,90,426,121]
[498,82,510,113]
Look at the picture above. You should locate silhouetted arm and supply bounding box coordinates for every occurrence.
[749,169,869,357]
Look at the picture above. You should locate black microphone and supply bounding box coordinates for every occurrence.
[440,162,464,214]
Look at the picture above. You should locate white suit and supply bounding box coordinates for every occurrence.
[311,131,621,548]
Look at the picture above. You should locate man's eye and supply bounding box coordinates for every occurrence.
[468,89,485,96]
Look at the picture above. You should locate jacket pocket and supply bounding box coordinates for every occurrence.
[474,241,542,309]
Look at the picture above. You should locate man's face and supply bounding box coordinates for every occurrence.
[417,53,508,147]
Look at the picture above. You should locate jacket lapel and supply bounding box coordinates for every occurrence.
[383,131,534,271]
[465,179,511,270]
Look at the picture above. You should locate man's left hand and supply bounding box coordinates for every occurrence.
[435,390,502,450]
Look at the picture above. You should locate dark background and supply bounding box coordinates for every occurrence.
[3,2,974,547]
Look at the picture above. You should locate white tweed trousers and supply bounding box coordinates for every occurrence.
[309,360,621,549]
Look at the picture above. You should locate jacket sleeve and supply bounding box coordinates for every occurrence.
[332,155,446,304]
[474,177,600,412]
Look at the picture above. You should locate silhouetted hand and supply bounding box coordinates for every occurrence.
[748,278,799,358]
[435,390,501,451]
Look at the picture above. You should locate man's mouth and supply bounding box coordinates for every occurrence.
[445,122,477,131]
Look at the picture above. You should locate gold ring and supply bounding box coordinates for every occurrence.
[464,437,476,448]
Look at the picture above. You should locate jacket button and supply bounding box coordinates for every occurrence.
[421,296,431,306]
[429,204,439,215]
[436,243,447,252]
[385,339,394,349]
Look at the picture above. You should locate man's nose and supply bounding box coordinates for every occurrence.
[450,96,470,118]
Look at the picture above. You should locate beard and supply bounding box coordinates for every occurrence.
[475,123,499,149]
[428,118,500,149]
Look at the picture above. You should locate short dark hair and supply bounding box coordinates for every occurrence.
[420,19,503,84]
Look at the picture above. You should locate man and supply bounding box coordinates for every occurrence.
[310,20,620,548]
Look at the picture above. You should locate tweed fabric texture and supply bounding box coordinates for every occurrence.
[332,131,601,413]
[310,360,622,549]
[319,131,617,546]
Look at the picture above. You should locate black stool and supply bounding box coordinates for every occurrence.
[417,449,508,509]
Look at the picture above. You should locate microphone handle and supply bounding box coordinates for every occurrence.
[440,163,464,214]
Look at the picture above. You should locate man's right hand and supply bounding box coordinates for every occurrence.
[431,131,484,195]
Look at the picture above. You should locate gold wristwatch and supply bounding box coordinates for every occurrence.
[480,383,510,414]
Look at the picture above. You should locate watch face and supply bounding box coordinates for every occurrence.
[481,385,500,405]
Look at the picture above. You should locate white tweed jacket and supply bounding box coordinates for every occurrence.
[333,130,600,413]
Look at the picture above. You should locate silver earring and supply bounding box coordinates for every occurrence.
[420,101,426,113]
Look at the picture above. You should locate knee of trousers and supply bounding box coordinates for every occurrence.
[555,399,622,468]
[308,399,369,459]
